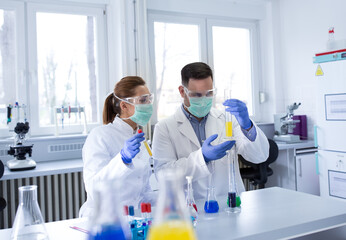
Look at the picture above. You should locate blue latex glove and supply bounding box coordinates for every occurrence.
[120,132,145,164]
[202,134,235,162]
[223,99,252,130]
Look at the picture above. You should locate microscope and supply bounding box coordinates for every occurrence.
[7,122,36,171]
[273,103,302,143]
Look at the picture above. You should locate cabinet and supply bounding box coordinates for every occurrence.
[266,141,319,195]
[295,149,320,196]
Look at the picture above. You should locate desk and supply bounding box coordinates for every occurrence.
[1,187,346,240]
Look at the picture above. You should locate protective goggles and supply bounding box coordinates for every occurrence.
[183,87,216,98]
[114,93,154,105]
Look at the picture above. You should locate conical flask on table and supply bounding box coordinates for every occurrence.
[10,185,49,240]
[88,180,129,240]
[147,169,197,240]
[185,176,198,227]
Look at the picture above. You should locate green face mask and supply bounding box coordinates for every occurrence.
[130,104,153,126]
[187,97,213,118]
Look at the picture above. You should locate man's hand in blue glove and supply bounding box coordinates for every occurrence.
[120,132,145,164]
[202,134,235,162]
[223,99,252,130]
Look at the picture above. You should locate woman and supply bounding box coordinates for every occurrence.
[80,76,156,217]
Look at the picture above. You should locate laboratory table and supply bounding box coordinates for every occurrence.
[1,187,346,240]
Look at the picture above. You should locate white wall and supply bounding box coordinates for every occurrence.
[273,0,346,139]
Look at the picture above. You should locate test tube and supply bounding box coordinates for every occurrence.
[224,89,233,139]
[138,129,152,157]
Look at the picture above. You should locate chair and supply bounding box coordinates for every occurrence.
[239,139,279,189]
[0,160,6,212]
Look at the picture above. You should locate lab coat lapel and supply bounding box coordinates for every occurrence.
[175,107,201,148]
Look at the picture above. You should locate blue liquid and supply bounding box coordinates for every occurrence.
[204,200,219,213]
[228,192,236,208]
[88,224,126,240]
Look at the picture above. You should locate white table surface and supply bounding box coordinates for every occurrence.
[1,187,346,240]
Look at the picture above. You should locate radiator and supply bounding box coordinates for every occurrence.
[0,171,86,229]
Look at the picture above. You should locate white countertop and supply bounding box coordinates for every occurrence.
[1,187,345,240]
[0,159,83,181]
[275,140,315,150]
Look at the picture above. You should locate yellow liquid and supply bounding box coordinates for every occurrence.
[225,121,233,137]
[143,141,153,156]
[147,221,197,240]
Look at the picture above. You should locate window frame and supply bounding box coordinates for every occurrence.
[26,2,108,136]
[147,11,207,123]
[0,1,26,138]
[147,11,262,123]
[206,19,261,121]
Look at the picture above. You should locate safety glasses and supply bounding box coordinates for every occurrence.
[183,87,216,98]
[123,93,154,105]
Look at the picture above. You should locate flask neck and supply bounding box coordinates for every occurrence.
[19,185,38,204]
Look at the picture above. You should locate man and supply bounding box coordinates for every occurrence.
[152,62,269,199]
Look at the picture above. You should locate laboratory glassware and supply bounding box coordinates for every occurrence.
[88,181,129,240]
[185,176,198,227]
[147,169,197,240]
[10,185,49,240]
[223,89,241,213]
[204,161,219,213]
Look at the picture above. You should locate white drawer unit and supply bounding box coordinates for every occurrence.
[318,150,346,200]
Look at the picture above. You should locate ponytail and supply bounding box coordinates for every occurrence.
[102,93,120,124]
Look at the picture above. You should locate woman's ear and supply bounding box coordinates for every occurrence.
[120,101,128,113]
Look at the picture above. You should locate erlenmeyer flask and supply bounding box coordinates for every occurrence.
[11,185,49,240]
[147,169,197,240]
[204,161,219,213]
[88,181,129,240]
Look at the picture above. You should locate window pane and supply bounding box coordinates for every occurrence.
[212,26,253,115]
[0,9,16,128]
[153,22,200,121]
[36,12,98,126]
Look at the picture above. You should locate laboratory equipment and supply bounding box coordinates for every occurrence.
[204,162,219,214]
[7,122,36,171]
[223,89,241,213]
[137,129,152,157]
[54,106,88,136]
[273,102,301,143]
[88,181,128,240]
[10,185,49,240]
[147,169,196,240]
[185,176,198,226]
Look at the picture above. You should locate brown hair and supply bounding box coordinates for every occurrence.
[103,76,146,124]
[181,62,213,87]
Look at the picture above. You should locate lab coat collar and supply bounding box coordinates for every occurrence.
[174,106,223,148]
[112,117,137,134]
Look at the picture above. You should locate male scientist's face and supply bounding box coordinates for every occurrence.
[179,76,213,107]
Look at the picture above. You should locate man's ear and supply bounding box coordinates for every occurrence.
[178,86,185,98]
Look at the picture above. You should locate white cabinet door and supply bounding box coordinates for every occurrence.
[295,152,320,196]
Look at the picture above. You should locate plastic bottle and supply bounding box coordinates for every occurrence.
[147,170,197,240]
[327,27,336,50]
[10,185,49,240]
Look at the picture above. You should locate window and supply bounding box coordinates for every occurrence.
[0,1,107,137]
[148,13,260,122]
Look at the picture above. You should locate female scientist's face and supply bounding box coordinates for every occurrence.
[119,85,150,127]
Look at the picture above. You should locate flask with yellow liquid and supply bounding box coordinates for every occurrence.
[147,170,197,240]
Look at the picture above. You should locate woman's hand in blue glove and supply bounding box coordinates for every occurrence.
[223,99,252,130]
[120,132,145,164]
[202,134,235,162]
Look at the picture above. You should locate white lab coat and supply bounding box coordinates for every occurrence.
[152,107,269,200]
[80,117,155,217]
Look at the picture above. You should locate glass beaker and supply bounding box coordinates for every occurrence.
[10,185,49,240]
[147,169,196,240]
[185,176,198,227]
[88,181,129,240]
